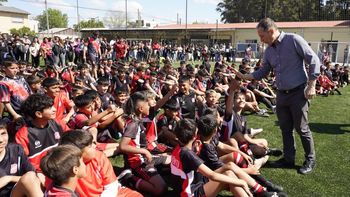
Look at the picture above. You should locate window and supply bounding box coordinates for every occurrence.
[12,17,24,24]
[245,39,257,43]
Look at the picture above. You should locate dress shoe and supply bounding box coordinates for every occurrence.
[266,148,283,157]
[265,181,284,192]
[268,158,295,168]
[298,160,316,175]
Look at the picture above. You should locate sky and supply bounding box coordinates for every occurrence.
[4,0,222,27]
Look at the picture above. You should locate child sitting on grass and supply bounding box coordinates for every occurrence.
[69,93,121,157]
[60,130,143,197]
[197,115,285,196]
[221,90,283,169]
[40,144,86,196]
[171,118,252,197]
[42,77,75,123]
[119,91,168,196]
[0,59,32,121]
[0,119,35,196]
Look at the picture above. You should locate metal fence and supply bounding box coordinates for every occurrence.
[235,42,350,66]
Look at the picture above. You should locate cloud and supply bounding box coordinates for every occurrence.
[192,0,220,5]
[111,0,143,19]
[47,0,74,8]
[88,0,107,9]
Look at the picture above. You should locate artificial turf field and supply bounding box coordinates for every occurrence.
[49,58,347,196]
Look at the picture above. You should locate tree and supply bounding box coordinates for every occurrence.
[216,0,350,23]
[216,0,265,23]
[73,18,104,31]
[36,8,68,31]
[103,11,126,28]
[10,26,37,37]
[0,0,7,5]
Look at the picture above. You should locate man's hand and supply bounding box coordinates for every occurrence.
[304,80,316,99]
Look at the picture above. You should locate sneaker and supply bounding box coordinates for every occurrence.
[250,128,263,137]
[271,106,277,114]
[260,191,279,197]
[260,191,288,197]
[256,110,270,117]
[266,148,283,157]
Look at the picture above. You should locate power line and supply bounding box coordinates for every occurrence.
[17,0,177,23]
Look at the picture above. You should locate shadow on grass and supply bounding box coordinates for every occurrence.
[271,122,350,134]
[309,122,350,134]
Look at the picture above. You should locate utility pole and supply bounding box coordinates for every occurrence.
[185,0,188,44]
[125,0,127,37]
[177,13,179,24]
[76,0,80,31]
[137,8,141,27]
[264,0,267,18]
[215,19,218,43]
[45,0,50,34]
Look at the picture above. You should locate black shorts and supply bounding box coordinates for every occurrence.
[150,143,173,154]
[192,183,206,197]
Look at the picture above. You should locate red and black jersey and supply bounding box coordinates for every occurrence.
[123,119,147,169]
[219,113,235,142]
[230,112,249,135]
[198,136,224,171]
[44,184,79,197]
[171,145,205,197]
[0,143,34,196]
[142,107,160,151]
[157,113,177,133]
[15,120,67,171]
[175,91,197,120]
[0,76,32,113]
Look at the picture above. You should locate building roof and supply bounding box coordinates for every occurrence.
[154,20,350,30]
[39,28,73,34]
[0,6,30,15]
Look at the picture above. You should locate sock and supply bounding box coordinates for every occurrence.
[232,151,248,168]
[239,142,253,157]
[251,183,265,196]
[127,175,142,189]
[251,175,268,186]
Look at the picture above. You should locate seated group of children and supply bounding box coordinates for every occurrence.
[0,57,289,197]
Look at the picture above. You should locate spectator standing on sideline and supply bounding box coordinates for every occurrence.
[343,45,349,66]
[244,44,253,62]
[233,18,320,175]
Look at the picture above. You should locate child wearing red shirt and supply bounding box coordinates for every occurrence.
[60,130,142,197]
[42,77,75,123]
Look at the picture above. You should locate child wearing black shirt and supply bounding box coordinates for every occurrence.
[157,98,180,147]
[175,75,198,120]
[197,115,285,196]
[0,120,34,196]
[171,118,252,197]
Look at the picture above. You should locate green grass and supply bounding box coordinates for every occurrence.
[246,86,350,197]
[107,61,350,196]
